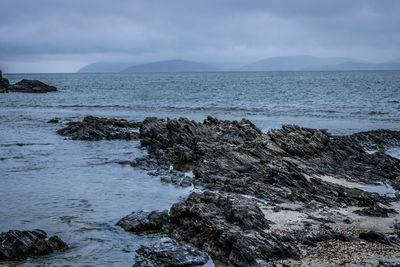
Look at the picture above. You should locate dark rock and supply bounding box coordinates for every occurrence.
[124,116,400,265]
[354,205,398,217]
[47,118,60,123]
[134,239,209,267]
[348,129,400,151]
[0,70,9,93]
[0,229,68,261]
[117,210,169,233]
[8,79,57,93]
[57,116,141,140]
[169,192,299,266]
[359,231,391,245]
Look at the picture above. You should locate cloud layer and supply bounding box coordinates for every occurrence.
[1,0,399,72]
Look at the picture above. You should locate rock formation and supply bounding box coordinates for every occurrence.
[57,116,141,140]
[58,116,400,265]
[0,71,58,93]
[0,229,68,261]
[8,79,58,93]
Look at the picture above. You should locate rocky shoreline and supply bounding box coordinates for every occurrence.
[3,115,400,265]
[54,115,400,266]
[0,70,58,93]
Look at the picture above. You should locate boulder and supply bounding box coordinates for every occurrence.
[8,79,57,93]
[0,229,68,261]
[117,210,169,233]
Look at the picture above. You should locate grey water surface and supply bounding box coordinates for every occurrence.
[1,71,400,266]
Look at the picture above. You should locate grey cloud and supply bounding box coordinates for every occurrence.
[0,0,399,72]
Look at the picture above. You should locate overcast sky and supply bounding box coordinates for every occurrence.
[0,0,399,73]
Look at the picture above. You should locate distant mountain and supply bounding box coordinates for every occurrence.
[319,59,400,71]
[239,56,353,71]
[77,62,137,73]
[121,60,219,73]
[240,56,400,71]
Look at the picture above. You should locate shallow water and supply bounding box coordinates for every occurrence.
[1,71,400,266]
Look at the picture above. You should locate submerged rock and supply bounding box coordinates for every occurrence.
[57,116,141,140]
[47,118,60,123]
[8,79,58,93]
[117,210,169,233]
[134,239,209,267]
[0,229,68,261]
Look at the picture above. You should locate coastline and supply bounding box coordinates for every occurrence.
[57,116,400,266]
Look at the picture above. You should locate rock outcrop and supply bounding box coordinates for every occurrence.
[0,229,68,261]
[118,116,400,266]
[57,116,141,140]
[8,79,58,93]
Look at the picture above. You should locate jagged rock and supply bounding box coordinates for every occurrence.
[0,229,68,261]
[134,238,209,267]
[124,117,400,265]
[57,116,141,140]
[354,205,398,217]
[8,79,57,93]
[168,192,299,266]
[117,210,169,233]
[348,130,400,151]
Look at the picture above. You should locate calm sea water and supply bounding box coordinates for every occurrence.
[0,71,400,266]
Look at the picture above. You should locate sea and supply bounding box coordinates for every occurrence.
[0,71,400,266]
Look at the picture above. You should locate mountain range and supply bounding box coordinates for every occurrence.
[77,56,400,73]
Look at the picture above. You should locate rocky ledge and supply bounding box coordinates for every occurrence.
[58,116,400,266]
[0,229,68,261]
[57,115,141,140]
[0,71,58,93]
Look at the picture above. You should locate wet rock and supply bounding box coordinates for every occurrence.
[0,70,9,93]
[127,116,400,265]
[134,238,209,267]
[47,118,60,123]
[139,116,262,165]
[169,192,299,266]
[354,205,398,217]
[359,231,391,245]
[57,116,141,140]
[348,129,400,151]
[117,210,169,233]
[8,79,57,93]
[0,229,68,261]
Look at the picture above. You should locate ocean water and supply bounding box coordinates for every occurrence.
[0,71,400,266]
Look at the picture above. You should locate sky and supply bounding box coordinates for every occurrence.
[0,0,399,73]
